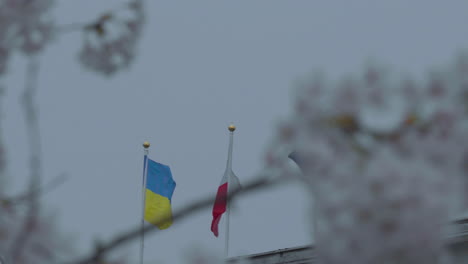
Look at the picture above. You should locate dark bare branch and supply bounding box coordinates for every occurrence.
[9,57,42,262]
[65,175,281,264]
[0,173,69,207]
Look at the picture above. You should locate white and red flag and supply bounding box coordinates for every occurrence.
[211,125,241,238]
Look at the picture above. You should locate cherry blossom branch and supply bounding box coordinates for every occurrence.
[65,175,282,264]
[55,23,90,34]
[9,57,42,262]
[0,173,69,208]
[0,85,6,193]
[54,1,142,35]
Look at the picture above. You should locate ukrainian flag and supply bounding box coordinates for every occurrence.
[144,158,176,229]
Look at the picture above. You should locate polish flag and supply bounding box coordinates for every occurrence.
[211,170,240,237]
[211,125,241,237]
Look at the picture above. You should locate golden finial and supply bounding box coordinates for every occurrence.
[228,123,236,132]
[143,141,150,149]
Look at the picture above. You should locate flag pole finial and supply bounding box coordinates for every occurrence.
[228,124,236,132]
[143,141,150,149]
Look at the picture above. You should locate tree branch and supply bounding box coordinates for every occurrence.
[54,0,143,35]
[65,175,281,264]
[9,57,42,262]
[0,173,69,208]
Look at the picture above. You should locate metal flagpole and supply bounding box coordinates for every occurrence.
[140,141,150,264]
[225,124,236,259]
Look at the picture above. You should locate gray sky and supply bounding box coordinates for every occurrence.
[4,0,468,263]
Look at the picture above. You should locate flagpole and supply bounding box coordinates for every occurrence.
[140,141,150,264]
[225,124,236,259]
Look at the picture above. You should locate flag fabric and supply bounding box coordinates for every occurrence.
[211,125,241,239]
[211,169,240,237]
[144,158,176,229]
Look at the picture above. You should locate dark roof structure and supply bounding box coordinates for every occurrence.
[228,245,314,264]
[228,218,468,264]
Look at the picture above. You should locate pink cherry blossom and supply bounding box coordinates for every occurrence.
[267,57,468,263]
[79,1,145,76]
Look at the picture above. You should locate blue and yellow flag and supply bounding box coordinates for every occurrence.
[144,158,176,229]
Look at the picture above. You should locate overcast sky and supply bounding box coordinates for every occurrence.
[4,1,468,263]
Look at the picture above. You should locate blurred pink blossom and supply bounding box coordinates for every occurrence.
[267,57,468,263]
[79,1,145,76]
[0,0,54,53]
[0,0,54,76]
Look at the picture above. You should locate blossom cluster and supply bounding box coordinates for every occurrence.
[0,0,55,75]
[266,56,468,263]
[0,0,145,77]
[79,1,145,76]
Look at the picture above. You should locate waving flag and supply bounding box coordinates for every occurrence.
[211,124,241,238]
[211,169,241,237]
[144,158,176,229]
